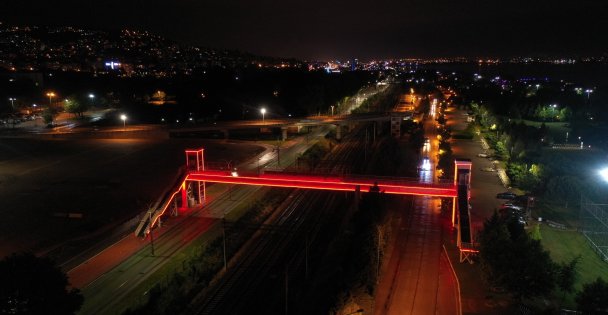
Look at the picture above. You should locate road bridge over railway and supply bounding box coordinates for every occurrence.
[135,148,477,260]
[169,111,413,141]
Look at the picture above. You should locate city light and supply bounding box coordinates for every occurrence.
[600,168,608,182]
[120,114,127,130]
[46,92,55,106]
[8,97,16,109]
[260,107,266,122]
[88,94,95,99]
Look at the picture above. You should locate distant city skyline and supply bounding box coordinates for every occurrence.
[1,0,607,60]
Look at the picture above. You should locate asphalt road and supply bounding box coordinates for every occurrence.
[0,137,263,258]
[374,97,458,315]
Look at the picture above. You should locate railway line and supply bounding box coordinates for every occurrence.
[188,124,372,314]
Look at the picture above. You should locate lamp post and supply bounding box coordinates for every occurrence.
[260,107,266,123]
[223,160,234,200]
[8,98,16,110]
[46,92,55,107]
[120,114,127,130]
[331,105,335,116]
[600,168,608,183]
[148,211,155,256]
[585,89,593,99]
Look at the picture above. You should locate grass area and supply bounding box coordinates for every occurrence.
[512,119,570,142]
[110,224,223,314]
[540,225,608,307]
[533,202,580,228]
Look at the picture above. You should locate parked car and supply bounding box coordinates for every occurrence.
[477,153,489,158]
[481,167,495,172]
[496,192,517,199]
[501,203,523,211]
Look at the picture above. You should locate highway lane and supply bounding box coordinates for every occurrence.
[374,96,458,315]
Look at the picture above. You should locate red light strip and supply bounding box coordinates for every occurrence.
[458,249,479,253]
[186,172,458,197]
[150,180,185,228]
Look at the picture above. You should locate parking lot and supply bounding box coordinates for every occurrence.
[0,136,263,258]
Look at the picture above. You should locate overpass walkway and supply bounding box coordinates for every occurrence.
[136,149,477,261]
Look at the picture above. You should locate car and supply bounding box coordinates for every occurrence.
[496,192,517,199]
[421,157,431,171]
[499,206,521,216]
[481,167,495,172]
[518,216,528,225]
[502,203,523,210]
[477,153,489,158]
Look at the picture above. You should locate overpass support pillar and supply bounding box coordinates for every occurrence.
[452,196,457,226]
[281,127,288,141]
[354,185,361,212]
[181,181,188,208]
[453,159,473,227]
[336,124,342,140]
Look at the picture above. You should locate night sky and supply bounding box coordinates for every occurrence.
[1,0,607,60]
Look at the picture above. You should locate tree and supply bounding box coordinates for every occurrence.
[478,212,512,286]
[576,277,608,314]
[64,96,89,118]
[501,236,556,300]
[0,253,83,315]
[42,107,56,126]
[556,256,580,303]
[478,213,557,300]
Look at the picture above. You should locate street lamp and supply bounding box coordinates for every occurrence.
[8,98,16,109]
[88,93,95,99]
[585,89,594,99]
[260,107,266,123]
[120,114,127,130]
[46,92,55,106]
[331,105,335,116]
[600,168,608,183]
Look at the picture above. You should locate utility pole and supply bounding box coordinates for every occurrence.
[222,218,227,271]
[257,157,261,175]
[305,233,309,279]
[377,227,381,280]
[148,211,155,256]
[275,137,281,166]
[285,265,289,315]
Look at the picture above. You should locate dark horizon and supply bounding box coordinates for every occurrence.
[1,0,607,60]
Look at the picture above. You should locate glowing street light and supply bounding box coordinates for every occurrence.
[585,89,594,99]
[600,168,608,182]
[8,98,16,109]
[260,107,266,123]
[88,93,95,99]
[46,92,55,106]
[331,105,335,116]
[120,114,127,130]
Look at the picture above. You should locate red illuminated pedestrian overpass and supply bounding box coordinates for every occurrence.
[136,148,477,261]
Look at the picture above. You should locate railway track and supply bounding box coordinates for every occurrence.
[188,124,372,314]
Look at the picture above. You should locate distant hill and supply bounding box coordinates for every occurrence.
[0,22,303,77]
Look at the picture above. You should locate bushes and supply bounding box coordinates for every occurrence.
[122,190,288,315]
